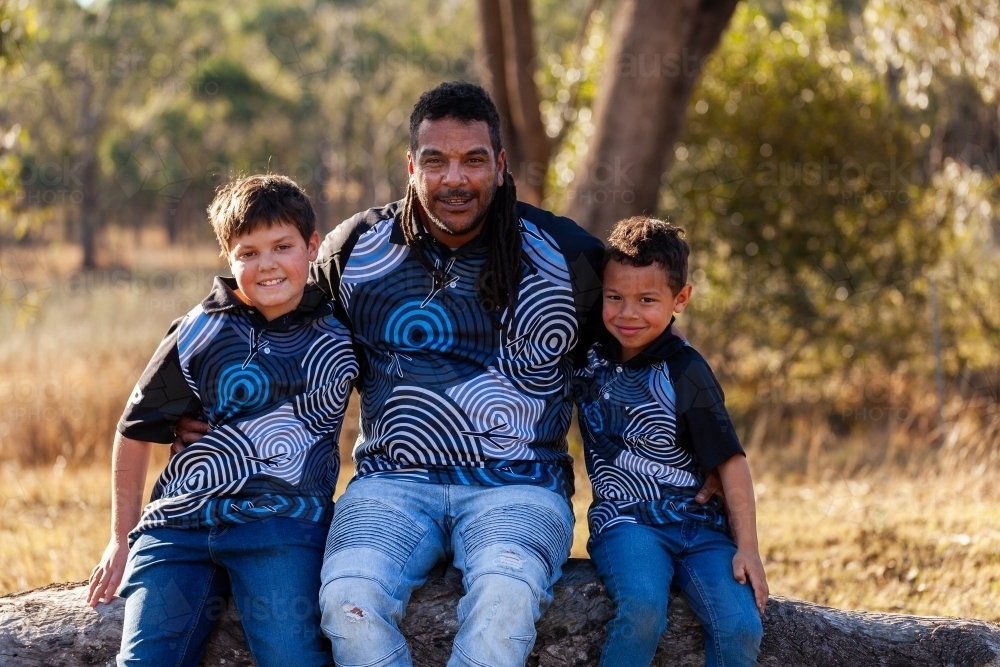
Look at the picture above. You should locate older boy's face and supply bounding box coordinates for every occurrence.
[226,221,319,321]
[602,260,692,362]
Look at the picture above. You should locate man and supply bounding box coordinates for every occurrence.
[177,81,720,665]
[309,81,603,667]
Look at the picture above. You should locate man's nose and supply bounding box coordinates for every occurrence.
[442,159,465,186]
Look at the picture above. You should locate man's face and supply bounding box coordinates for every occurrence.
[407,117,505,248]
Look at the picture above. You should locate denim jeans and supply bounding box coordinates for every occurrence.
[589,521,763,667]
[319,477,574,667]
[117,517,332,667]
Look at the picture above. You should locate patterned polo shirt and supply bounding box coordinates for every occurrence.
[118,277,358,534]
[310,200,604,499]
[572,323,745,536]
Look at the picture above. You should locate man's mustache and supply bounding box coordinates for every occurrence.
[436,190,477,200]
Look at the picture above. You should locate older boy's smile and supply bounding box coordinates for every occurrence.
[226,223,320,321]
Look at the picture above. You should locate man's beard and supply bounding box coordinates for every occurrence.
[417,181,499,237]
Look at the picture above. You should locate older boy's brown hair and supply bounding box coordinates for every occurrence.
[208,174,316,255]
[605,216,689,295]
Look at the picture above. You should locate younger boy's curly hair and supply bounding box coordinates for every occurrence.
[605,216,689,295]
[208,174,316,255]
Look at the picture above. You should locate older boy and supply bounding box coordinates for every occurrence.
[573,216,767,667]
[87,175,357,667]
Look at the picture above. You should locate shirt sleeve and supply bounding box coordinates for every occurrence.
[117,318,202,444]
[515,201,605,368]
[671,350,745,475]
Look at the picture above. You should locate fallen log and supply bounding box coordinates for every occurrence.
[2,559,999,666]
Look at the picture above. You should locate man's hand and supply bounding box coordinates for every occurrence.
[171,415,210,455]
[87,539,129,607]
[732,547,769,615]
[694,470,725,504]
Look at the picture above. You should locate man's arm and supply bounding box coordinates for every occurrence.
[88,433,151,607]
[717,454,768,615]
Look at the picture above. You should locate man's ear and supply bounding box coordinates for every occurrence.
[673,284,694,313]
[407,151,415,178]
[497,148,506,186]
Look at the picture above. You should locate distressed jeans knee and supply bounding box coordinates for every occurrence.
[452,572,539,667]
[319,576,408,667]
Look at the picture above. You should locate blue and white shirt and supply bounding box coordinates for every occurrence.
[572,324,744,536]
[311,200,604,499]
[118,277,358,534]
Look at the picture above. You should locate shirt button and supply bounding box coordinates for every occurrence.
[603,393,610,399]
[616,366,623,373]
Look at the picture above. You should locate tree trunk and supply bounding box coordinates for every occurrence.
[3,559,1000,666]
[566,0,739,240]
[478,0,520,163]
[478,0,549,206]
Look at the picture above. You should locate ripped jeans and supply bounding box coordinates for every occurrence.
[318,477,574,667]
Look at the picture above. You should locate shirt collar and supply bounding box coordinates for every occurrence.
[598,316,688,367]
[200,276,329,326]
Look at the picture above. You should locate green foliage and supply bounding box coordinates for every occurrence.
[663,1,998,429]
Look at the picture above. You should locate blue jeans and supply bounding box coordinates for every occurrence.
[319,478,574,667]
[589,521,763,667]
[117,517,332,667]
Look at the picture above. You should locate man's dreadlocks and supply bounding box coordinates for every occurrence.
[401,81,522,330]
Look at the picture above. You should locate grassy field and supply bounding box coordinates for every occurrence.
[1,239,999,623]
[2,458,998,623]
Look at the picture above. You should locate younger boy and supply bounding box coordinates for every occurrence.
[87,175,358,667]
[572,216,767,667]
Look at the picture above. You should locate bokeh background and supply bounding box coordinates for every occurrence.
[1,0,998,620]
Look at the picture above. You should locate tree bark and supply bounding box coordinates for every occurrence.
[565,0,739,240]
[3,559,1000,667]
[478,0,549,206]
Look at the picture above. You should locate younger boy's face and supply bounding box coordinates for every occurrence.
[602,260,692,362]
[226,221,319,321]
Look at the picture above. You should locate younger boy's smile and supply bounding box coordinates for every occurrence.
[602,260,692,362]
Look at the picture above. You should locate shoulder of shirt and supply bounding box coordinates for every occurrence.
[662,341,713,376]
[515,201,604,256]
[317,200,401,263]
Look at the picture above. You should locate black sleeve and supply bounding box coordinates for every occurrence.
[117,319,202,444]
[669,349,745,475]
[515,201,605,368]
[310,201,400,305]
